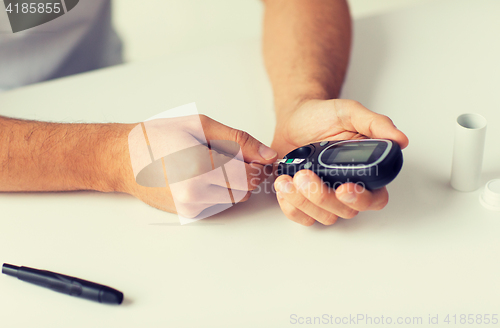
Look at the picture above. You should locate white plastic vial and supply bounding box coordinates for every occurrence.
[450,113,487,192]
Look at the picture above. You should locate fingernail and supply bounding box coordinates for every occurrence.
[276,180,293,193]
[339,192,357,203]
[259,144,278,160]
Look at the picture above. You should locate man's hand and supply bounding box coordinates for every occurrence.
[262,0,408,225]
[120,115,277,218]
[272,99,409,226]
[0,115,277,219]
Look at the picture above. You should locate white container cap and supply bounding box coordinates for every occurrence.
[480,179,500,211]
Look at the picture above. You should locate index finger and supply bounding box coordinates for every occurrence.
[207,150,272,191]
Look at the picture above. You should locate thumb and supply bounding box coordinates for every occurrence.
[342,101,409,149]
[201,115,277,164]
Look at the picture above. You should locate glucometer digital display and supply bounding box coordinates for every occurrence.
[323,144,378,164]
[277,139,403,190]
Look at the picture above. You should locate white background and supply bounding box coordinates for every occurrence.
[2,1,500,327]
[112,0,430,63]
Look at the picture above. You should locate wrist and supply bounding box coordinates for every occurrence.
[93,123,137,194]
[273,84,334,123]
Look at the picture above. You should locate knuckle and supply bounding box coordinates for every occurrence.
[381,114,392,122]
[313,188,330,206]
[248,177,261,190]
[174,186,196,204]
[301,217,315,226]
[379,114,394,125]
[286,205,302,219]
[341,209,359,219]
[350,100,362,107]
[322,213,338,225]
[356,201,371,212]
[232,129,251,148]
[342,99,363,110]
[291,194,308,210]
[286,206,300,217]
[281,203,315,226]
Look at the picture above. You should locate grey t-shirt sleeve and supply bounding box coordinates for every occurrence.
[0,0,123,91]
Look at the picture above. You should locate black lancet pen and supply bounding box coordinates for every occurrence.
[2,263,123,305]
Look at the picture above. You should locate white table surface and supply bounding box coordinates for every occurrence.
[1,0,500,327]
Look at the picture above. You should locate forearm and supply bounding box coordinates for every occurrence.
[262,0,352,119]
[0,116,132,192]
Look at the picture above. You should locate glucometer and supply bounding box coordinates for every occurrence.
[276,139,403,190]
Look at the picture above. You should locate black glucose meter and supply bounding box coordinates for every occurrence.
[276,139,403,190]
